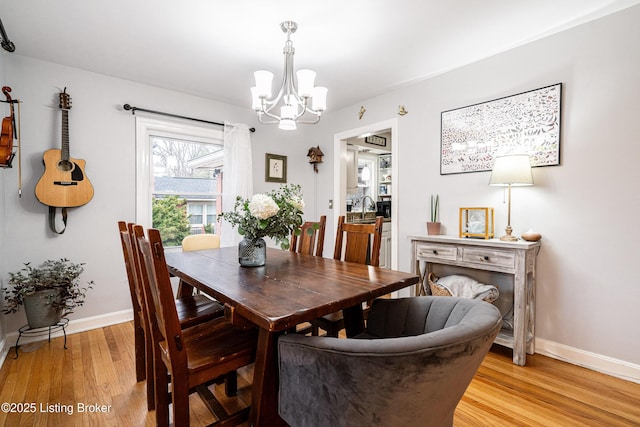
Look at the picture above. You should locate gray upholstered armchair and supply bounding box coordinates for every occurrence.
[278,296,502,427]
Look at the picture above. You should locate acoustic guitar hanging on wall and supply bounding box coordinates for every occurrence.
[36,88,93,233]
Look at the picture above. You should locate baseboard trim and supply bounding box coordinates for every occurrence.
[0,309,133,367]
[536,337,640,384]
[1,311,638,385]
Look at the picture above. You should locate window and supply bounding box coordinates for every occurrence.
[188,204,203,225]
[187,202,217,233]
[136,117,224,246]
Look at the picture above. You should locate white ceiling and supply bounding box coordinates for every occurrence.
[1,0,639,111]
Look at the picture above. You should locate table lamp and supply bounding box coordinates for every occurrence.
[489,154,533,241]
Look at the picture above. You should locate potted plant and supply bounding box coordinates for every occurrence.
[3,258,94,329]
[427,194,441,235]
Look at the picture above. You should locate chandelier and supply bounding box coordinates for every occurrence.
[251,21,327,130]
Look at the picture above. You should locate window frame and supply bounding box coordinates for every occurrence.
[135,116,224,229]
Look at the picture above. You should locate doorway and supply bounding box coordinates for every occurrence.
[333,118,399,269]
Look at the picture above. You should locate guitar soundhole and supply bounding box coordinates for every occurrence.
[58,160,74,172]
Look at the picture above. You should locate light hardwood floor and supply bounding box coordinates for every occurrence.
[0,321,638,426]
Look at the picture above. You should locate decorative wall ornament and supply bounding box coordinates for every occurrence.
[440,83,562,175]
[398,105,408,116]
[364,135,386,147]
[265,153,287,183]
[358,106,366,120]
[307,145,324,173]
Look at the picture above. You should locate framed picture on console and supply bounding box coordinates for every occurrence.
[440,83,562,175]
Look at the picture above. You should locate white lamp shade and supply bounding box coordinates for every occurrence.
[254,70,273,98]
[312,86,328,111]
[279,118,297,130]
[281,105,296,120]
[489,154,534,186]
[296,69,316,97]
[250,87,262,111]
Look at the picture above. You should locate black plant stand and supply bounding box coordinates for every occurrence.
[14,318,69,359]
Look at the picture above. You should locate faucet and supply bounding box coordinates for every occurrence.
[360,195,376,220]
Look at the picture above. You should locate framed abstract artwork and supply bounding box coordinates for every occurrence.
[265,153,287,183]
[440,83,562,175]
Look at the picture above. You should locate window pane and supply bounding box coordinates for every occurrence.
[150,136,223,247]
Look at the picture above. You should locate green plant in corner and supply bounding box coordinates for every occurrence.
[430,194,440,223]
[3,258,94,317]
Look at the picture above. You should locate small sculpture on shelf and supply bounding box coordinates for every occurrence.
[521,229,542,241]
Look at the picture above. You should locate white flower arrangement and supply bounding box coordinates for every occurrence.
[221,184,306,249]
[249,194,280,220]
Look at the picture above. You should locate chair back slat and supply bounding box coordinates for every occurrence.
[291,215,326,257]
[139,228,183,351]
[118,221,144,317]
[134,228,175,353]
[334,216,383,267]
[118,221,151,387]
[126,223,147,313]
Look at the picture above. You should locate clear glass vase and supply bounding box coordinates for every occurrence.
[238,237,266,267]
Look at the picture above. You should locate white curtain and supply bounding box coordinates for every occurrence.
[221,122,253,247]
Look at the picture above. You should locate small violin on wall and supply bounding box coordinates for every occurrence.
[1,86,16,167]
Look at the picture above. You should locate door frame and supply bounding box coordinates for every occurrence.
[333,118,399,269]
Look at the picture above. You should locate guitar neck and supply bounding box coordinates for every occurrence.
[61,109,70,162]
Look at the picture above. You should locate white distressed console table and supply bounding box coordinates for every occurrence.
[409,235,541,366]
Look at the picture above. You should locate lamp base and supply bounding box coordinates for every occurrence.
[499,225,519,242]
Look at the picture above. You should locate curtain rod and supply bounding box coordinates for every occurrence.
[122,104,255,133]
[0,18,16,52]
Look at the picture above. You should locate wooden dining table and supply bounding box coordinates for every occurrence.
[164,246,419,427]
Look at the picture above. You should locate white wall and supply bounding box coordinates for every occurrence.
[0,55,258,333]
[0,50,8,347]
[313,6,640,377]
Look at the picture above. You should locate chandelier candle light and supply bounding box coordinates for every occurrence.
[251,21,327,130]
[489,154,534,241]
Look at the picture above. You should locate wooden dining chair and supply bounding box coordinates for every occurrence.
[288,216,327,335]
[178,233,221,296]
[309,215,384,337]
[117,222,227,410]
[136,226,258,427]
[117,222,147,385]
[290,215,326,257]
[182,233,221,251]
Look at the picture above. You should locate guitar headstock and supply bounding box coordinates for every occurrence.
[59,88,72,110]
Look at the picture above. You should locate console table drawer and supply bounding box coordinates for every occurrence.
[416,243,458,262]
[462,247,515,268]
